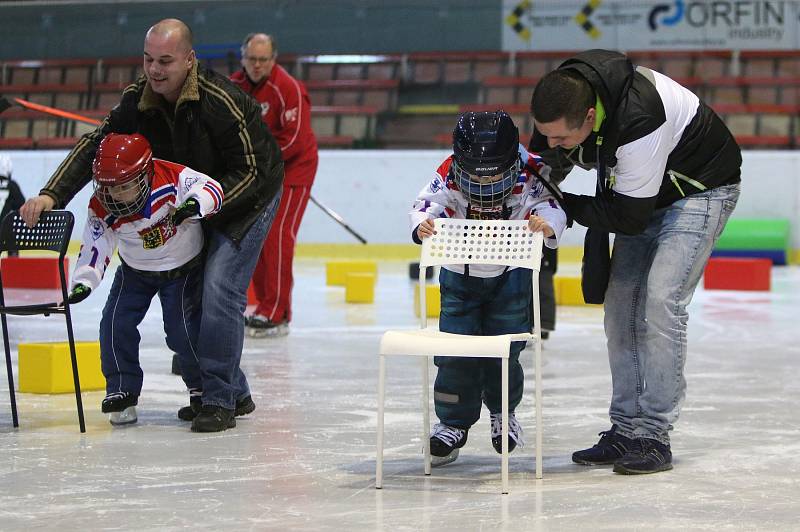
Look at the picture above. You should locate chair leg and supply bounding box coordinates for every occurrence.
[532,273,544,479]
[501,356,509,495]
[64,315,86,433]
[535,338,543,480]
[376,354,386,489]
[2,316,18,428]
[422,356,431,475]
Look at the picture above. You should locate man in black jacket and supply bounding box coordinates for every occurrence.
[20,19,284,433]
[530,49,741,474]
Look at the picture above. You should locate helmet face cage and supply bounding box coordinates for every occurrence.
[93,166,151,217]
[451,110,520,209]
[452,157,521,209]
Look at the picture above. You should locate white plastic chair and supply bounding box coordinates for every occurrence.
[376,218,544,494]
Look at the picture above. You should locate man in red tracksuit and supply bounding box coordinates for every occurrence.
[231,33,319,338]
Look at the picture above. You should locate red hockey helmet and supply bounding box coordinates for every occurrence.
[92,133,153,217]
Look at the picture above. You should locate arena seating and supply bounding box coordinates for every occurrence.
[712,104,797,148]
[0,104,369,149]
[0,58,98,86]
[511,51,573,78]
[305,79,398,111]
[406,51,509,84]
[628,50,732,79]
[2,49,799,149]
[481,76,539,106]
[290,54,403,82]
[740,50,799,77]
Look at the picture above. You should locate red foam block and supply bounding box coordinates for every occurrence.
[703,257,771,291]
[1,256,69,289]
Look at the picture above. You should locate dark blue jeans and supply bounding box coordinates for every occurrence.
[196,192,281,409]
[100,263,203,396]
[434,267,532,429]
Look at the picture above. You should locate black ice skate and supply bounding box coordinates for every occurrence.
[490,412,525,454]
[101,392,139,426]
[429,423,468,467]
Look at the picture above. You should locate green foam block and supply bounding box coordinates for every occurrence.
[715,218,790,251]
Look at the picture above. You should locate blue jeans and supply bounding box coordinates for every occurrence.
[434,267,532,429]
[604,183,740,444]
[100,263,203,396]
[197,191,281,409]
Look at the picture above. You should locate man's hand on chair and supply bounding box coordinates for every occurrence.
[20,195,56,227]
[67,284,91,305]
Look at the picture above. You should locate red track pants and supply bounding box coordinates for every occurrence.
[251,184,312,323]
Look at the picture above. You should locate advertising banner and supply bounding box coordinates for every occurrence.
[503,0,800,51]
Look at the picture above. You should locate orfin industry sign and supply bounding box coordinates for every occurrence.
[502,0,798,50]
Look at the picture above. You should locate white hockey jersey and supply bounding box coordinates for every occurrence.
[72,158,224,291]
[410,144,567,278]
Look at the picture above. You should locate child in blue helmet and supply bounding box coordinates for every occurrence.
[409,111,567,466]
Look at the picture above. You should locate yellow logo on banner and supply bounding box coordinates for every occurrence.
[506,0,531,42]
[575,0,602,39]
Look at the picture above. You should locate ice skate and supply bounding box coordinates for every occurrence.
[102,392,139,426]
[490,412,524,454]
[245,314,289,338]
[429,423,468,467]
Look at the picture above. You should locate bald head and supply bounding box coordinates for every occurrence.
[146,18,194,54]
[143,18,195,103]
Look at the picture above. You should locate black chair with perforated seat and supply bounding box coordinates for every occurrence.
[0,210,85,432]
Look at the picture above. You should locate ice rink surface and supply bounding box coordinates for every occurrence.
[1,259,799,531]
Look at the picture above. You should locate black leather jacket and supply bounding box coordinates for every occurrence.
[530,49,741,235]
[41,63,284,243]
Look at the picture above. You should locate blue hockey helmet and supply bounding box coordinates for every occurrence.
[451,111,520,208]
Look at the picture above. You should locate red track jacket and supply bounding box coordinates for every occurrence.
[231,65,318,186]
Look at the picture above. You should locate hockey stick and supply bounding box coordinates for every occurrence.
[10,97,102,126]
[7,97,369,244]
[308,194,367,244]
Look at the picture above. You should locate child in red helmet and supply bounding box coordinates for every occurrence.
[68,133,226,426]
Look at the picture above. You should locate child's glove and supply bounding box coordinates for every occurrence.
[67,283,91,304]
[170,198,200,226]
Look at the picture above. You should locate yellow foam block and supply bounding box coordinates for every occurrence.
[345,272,376,303]
[18,341,105,394]
[414,284,441,318]
[326,260,378,286]
[555,275,598,306]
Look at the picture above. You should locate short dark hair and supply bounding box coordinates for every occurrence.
[531,69,595,130]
